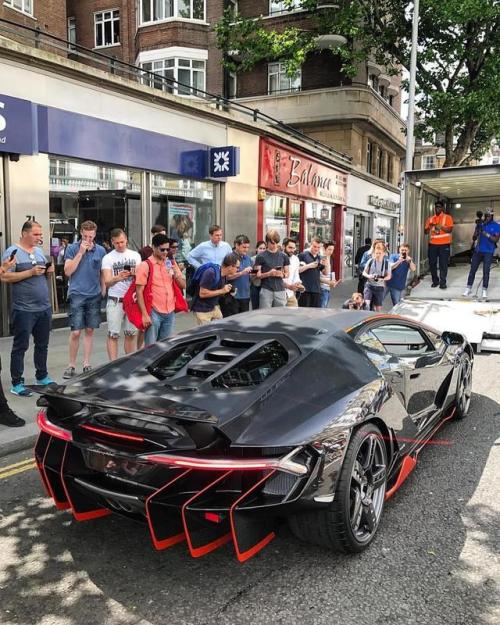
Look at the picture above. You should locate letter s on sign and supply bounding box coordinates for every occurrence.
[0,102,6,133]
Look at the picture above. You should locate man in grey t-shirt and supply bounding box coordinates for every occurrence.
[1,221,55,398]
[254,230,290,308]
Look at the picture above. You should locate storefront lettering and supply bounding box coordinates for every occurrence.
[368,195,399,212]
[287,157,333,193]
[0,102,6,133]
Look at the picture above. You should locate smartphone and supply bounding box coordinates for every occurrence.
[123,264,131,272]
[250,268,259,274]
[9,249,17,261]
[274,266,283,271]
[45,262,52,270]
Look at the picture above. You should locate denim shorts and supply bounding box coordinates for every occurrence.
[68,294,102,331]
[106,298,137,338]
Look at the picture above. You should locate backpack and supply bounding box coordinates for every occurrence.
[187,262,221,305]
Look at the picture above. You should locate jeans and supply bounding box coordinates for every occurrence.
[467,251,494,289]
[145,309,175,345]
[259,289,287,308]
[320,289,331,309]
[386,287,404,306]
[250,284,261,310]
[68,294,102,330]
[428,244,450,286]
[10,308,52,386]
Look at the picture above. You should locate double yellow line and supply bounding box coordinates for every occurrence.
[0,457,36,480]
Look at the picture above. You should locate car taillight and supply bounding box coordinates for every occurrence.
[37,409,73,442]
[80,424,144,442]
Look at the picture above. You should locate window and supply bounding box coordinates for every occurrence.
[388,94,394,107]
[227,71,237,99]
[49,159,68,177]
[95,10,120,47]
[4,0,33,16]
[226,0,238,16]
[141,57,206,96]
[354,331,387,356]
[387,155,394,183]
[379,85,387,99]
[269,0,301,15]
[371,324,433,357]
[368,74,379,91]
[423,155,436,170]
[212,341,289,388]
[366,141,373,173]
[268,62,301,94]
[140,0,204,23]
[67,17,76,50]
[148,338,216,380]
[377,148,384,179]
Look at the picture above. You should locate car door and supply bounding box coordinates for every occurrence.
[369,322,446,430]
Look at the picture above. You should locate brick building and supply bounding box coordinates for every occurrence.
[0,0,67,41]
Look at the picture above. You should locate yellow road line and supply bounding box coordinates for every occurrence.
[0,457,34,471]
[0,461,36,480]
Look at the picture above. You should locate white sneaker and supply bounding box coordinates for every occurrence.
[462,287,471,297]
[482,289,488,300]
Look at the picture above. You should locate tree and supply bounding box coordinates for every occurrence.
[215,1,500,167]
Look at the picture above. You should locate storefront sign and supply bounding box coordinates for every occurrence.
[209,146,240,178]
[0,94,37,155]
[368,195,400,212]
[260,139,347,204]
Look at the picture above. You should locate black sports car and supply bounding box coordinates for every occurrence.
[34,309,473,562]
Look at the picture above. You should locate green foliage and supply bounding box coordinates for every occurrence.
[215,1,500,166]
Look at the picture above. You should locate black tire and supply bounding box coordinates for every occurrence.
[289,423,387,553]
[454,353,472,419]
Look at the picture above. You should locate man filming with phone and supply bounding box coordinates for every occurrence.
[385,243,416,306]
[63,220,106,378]
[1,221,55,397]
[254,230,290,308]
[298,236,330,308]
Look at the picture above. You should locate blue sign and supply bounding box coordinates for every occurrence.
[0,95,37,155]
[209,146,240,178]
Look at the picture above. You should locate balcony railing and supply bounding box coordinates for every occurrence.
[0,17,352,165]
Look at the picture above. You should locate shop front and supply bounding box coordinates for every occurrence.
[0,92,233,330]
[345,174,400,278]
[258,138,348,278]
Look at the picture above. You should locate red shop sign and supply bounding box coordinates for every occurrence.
[260,139,347,204]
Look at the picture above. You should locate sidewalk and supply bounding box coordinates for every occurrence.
[0,278,391,456]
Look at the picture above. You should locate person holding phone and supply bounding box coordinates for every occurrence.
[319,241,338,308]
[1,221,55,398]
[298,236,328,308]
[220,234,253,317]
[63,220,107,378]
[101,228,141,361]
[254,230,289,308]
[362,240,392,311]
[385,243,416,306]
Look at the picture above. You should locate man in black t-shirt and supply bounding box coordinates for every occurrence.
[254,230,290,308]
[298,236,327,308]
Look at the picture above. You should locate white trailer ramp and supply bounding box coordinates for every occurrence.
[393,265,500,352]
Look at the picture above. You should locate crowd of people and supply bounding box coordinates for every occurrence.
[0,220,418,429]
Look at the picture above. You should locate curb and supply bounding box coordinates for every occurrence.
[0,422,38,458]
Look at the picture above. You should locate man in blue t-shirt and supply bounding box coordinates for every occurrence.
[463,208,500,300]
[219,235,253,317]
[385,243,416,306]
[191,253,240,325]
[63,220,106,379]
[1,221,55,397]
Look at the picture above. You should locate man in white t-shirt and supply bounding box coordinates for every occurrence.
[282,238,304,307]
[101,228,141,361]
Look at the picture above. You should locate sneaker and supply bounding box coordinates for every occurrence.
[0,408,26,428]
[63,366,76,379]
[463,287,471,297]
[10,383,32,397]
[36,376,56,386]
[431,283,439,288]
[82,365,92,374]
[482,289,488,300]
[439,284,447,289]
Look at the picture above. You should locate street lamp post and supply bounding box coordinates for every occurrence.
[400,0,420,238]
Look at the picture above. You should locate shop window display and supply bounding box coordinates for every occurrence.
[304,202,333,244]
[264,195,288,241]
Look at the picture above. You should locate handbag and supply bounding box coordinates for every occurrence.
[173,279,188,313]
[123,259,154,331]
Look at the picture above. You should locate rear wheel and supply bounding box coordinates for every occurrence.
[454,353,472,419]
[289,423,387,553]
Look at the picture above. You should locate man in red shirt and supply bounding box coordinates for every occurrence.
[135,234,185,345]
[424,200,454,289]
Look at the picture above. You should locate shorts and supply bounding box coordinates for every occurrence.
[194,305,223,326]
[68,294,102,331]
[364,284,385,307]
[106,298,137,338]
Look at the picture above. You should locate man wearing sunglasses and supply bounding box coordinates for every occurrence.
[1,221,55,397]
[135,234,186,345]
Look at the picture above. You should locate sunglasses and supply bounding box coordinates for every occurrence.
[158,247,170,252]
[29,253,37,265]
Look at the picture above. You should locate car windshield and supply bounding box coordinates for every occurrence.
[211,341,288,388]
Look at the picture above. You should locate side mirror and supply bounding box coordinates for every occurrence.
[441,331,463,346]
